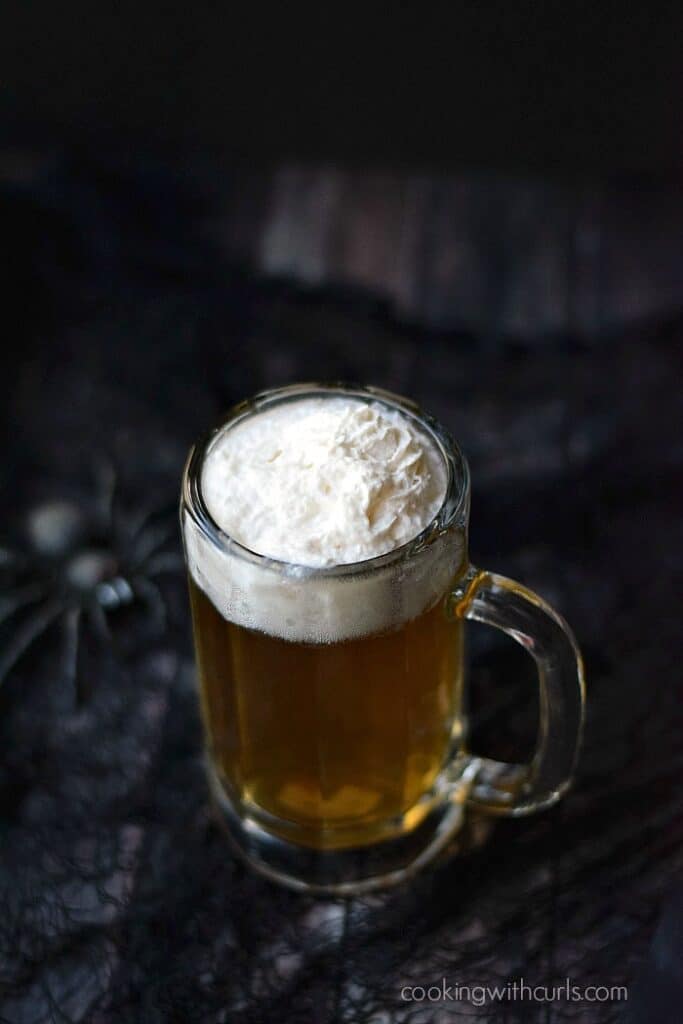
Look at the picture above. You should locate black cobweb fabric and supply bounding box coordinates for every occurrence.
[1,150,682,1024]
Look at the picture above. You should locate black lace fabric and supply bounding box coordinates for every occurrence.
[1,151,682,1024]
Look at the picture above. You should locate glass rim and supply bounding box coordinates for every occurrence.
[181,382,470,579]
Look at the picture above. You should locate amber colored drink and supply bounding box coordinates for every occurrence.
[188,576,465,849]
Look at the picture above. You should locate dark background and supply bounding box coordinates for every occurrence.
[1,3,682,170]
[1,6,682,1024]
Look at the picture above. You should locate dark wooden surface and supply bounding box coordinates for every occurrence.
[216,165,683,341]
[0,147,682,1023]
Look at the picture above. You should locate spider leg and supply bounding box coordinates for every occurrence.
[94,455,118,532]
[88,599,112,643]
[123,497,177,549]
[121,502,159,547]
[129,522,178,569]
[140,551,185,577]
[0,582,48,626]
[64,606,92,705]
[0,600,63,686]
[131,576,168,630]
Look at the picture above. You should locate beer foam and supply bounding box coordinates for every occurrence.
[184,396,464,643]
[201,398,447,567]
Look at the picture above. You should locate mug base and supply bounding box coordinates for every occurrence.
[207,760,485,895]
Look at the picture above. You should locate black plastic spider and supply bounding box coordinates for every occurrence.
[0,460,183,701]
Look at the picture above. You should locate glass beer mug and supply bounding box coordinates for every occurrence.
[181,384,585,893]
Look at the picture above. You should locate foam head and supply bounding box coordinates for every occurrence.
[183,391,466,643]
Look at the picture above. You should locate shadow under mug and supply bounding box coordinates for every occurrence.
[181,384,585,894]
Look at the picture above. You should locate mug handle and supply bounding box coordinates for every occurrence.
[450,568,585,815]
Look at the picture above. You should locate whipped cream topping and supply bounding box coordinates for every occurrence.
[201,397,448,567]
[184,394,465,642]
